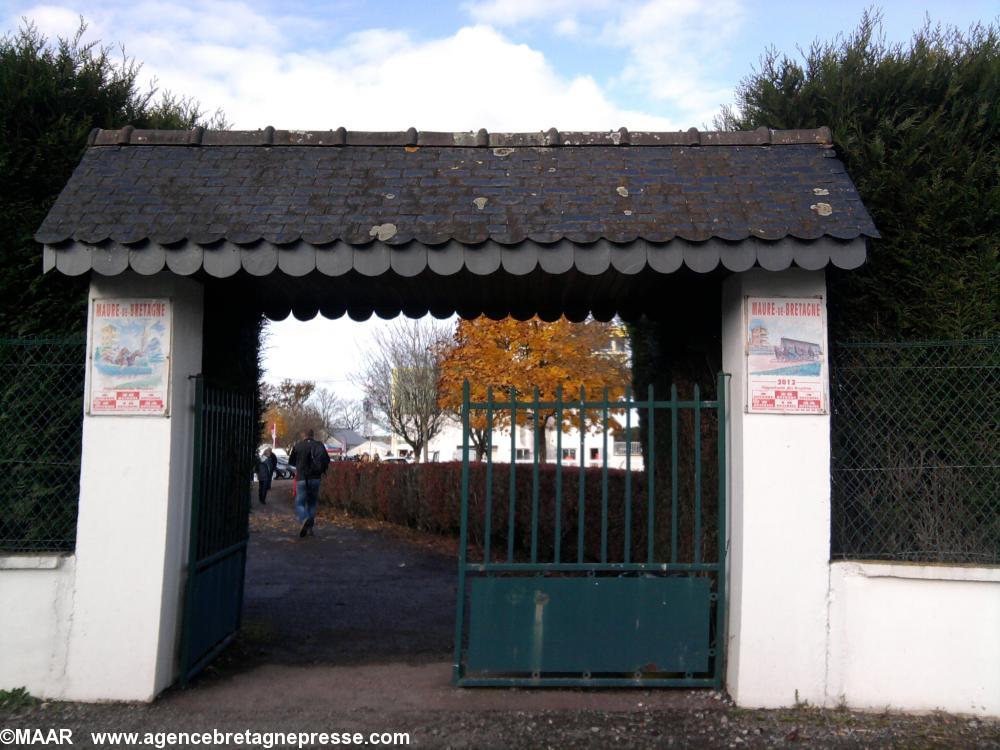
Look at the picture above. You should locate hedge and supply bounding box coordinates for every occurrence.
[320,461,719,564]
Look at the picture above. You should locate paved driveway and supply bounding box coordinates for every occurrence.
[224,480,456,673]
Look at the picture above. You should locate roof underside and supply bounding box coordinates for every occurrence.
[38,127,877,321]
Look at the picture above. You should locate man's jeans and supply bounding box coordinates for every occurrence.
[295,478,322,523]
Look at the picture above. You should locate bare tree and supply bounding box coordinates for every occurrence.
[333,399,365,431]
[310,387,342,438]
[354,319,452,462]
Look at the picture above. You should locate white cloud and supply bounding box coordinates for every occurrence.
[8,4,87,39]
[465,0,611,26]
[464,0,746,127]
[6,2,682,130]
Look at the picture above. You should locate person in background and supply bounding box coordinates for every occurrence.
[256,447,278,504]
[288,429,331,537]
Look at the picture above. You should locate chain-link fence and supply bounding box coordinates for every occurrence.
[0,337,85,553]
[830,339,999,565]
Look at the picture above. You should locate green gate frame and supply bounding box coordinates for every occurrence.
[179,378,256,686]
[453,374,728,688]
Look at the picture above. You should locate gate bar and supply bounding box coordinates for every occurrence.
[554,385,563,563]
[507,387,516,562]
[530,387,540,563]
[624,385,632,563]
[577,386,585,563]
[670,383,679,564]
[601,387,609,563]
[694,384,702,563]
[179,376,205,688]
[714,371,728,689]
[483,387,494,563]
[452,379,471,682]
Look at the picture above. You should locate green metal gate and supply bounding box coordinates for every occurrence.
[179,378,256,685]
[453,374,727,687]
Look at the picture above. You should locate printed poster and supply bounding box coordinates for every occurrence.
[746,296,827,414]
[89,299,171,415]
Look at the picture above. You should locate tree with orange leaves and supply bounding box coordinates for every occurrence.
[438,317,631,460]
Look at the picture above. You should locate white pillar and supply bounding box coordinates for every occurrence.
[721,267,831,707]
[64,272,203,701]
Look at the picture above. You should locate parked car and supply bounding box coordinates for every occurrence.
[383,456,412,464]
[271,447,293,479]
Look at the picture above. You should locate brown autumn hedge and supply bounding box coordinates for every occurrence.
[320,461,719,564]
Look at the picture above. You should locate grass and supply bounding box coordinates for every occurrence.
[0,687,39,711]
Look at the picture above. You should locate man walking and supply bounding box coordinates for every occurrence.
[289,429,331,537]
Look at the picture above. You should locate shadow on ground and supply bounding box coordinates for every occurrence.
[206,480,455,680]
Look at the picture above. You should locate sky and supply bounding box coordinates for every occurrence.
[5,0,995,401]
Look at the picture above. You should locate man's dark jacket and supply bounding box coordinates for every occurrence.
[289,438,331,480]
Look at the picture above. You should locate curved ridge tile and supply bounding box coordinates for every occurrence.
[562,230,603,245]
[301,228,340,245]
[263,306,291,322]
[35,228,72,244]
[354,243,391,276]
[675,227,715,243]
[277,241,317,277]
[646,243,683,274]
[389,243,427,277]
[74,227,111,244]
[148,228,190,245]
[91,243,130,276]
[225,230,264,245]
[55,243,93,276]
[793,241,831,271]
[537,243,574,274]
[112,227,157,245]
[315,242,353,276]
[319,302,347,319]
[452,225,491,245]
[427,241,465,275]
[292,304,319,321]
[464,244,502,275]
[348,307,374,322]
[719,242,756,272]
[203,241,242,277]
[242,244,279,276]
[165,242,203,275]
[402,304,429,319]
[757,239,796,271]
[639,230,678,244]
[187,230,226,245]
[42,245,57,273]
[574,241,612,276]
[500,241,538,276]
[610,241,646,275]
[261,229,301,245]
[683,240,721,274]
[491,230,528,246]
[412,230,455,246]
[129,244,166,276]
[829,239,867,270]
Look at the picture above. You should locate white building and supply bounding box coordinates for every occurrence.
[427,415,645,470]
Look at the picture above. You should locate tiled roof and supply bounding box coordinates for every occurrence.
[36,126,878,248]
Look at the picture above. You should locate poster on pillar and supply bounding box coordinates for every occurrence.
[745,296,827,414]
[89,299,171,416]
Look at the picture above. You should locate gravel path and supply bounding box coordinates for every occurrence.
[3,481,997,748]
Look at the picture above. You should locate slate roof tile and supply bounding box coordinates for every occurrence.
[36,127,878,246]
